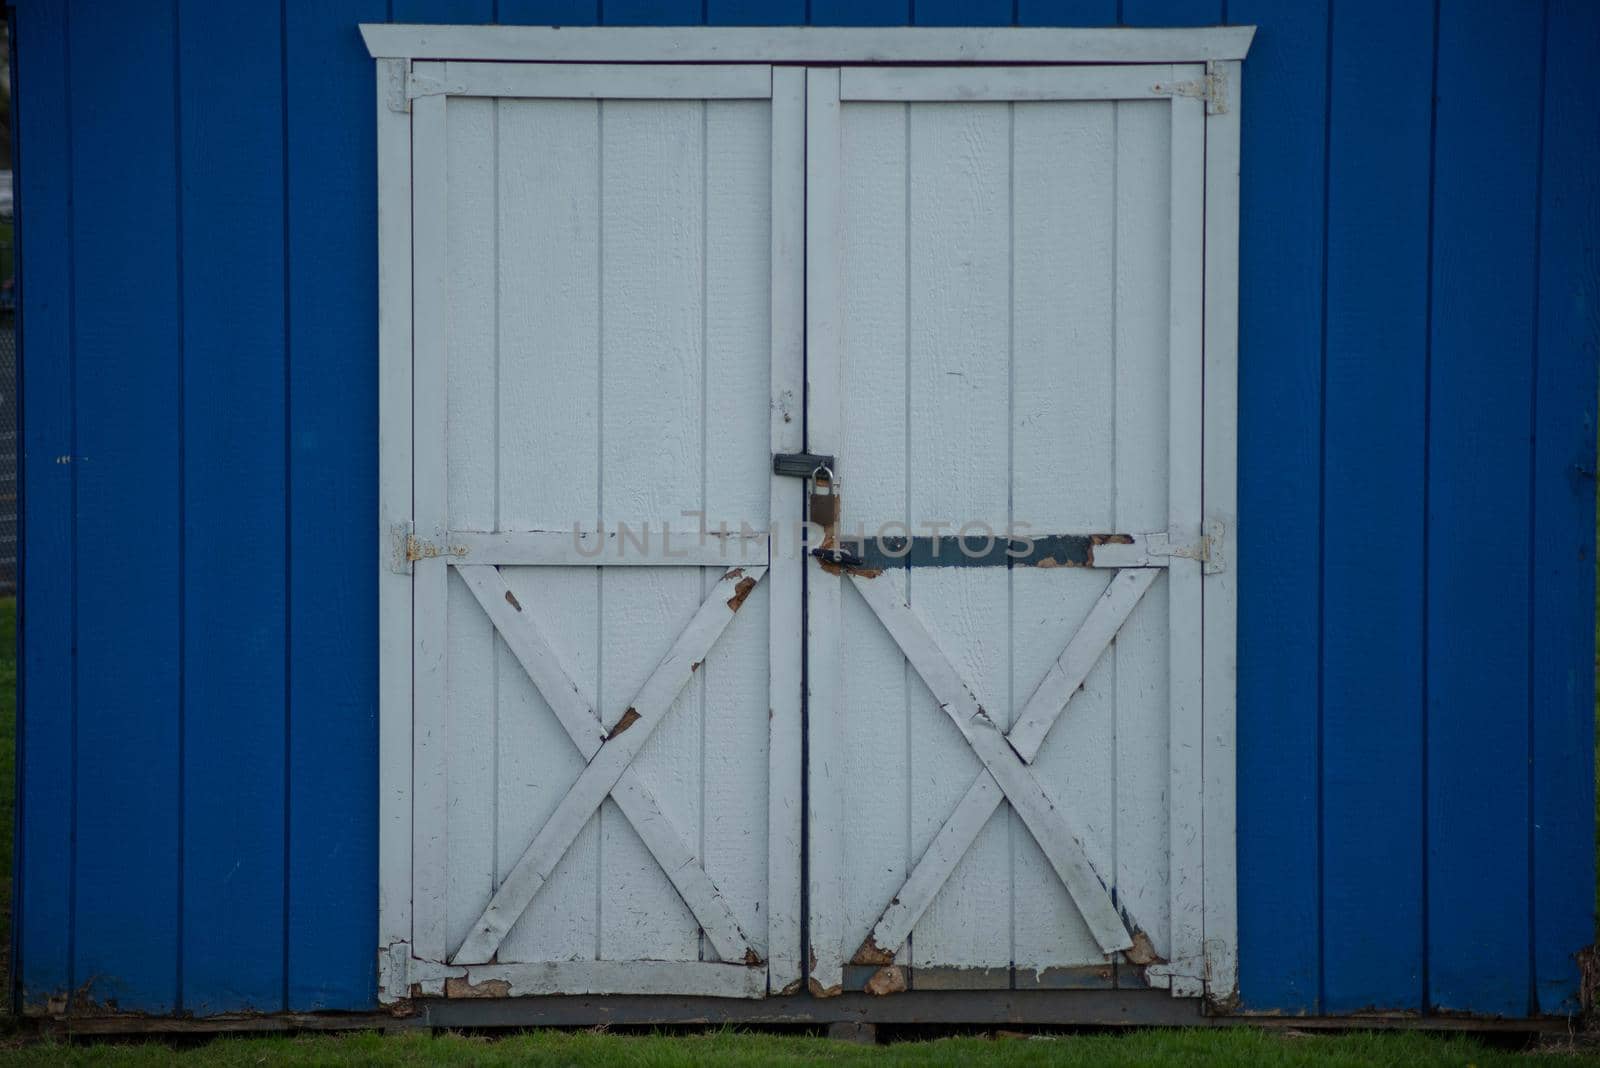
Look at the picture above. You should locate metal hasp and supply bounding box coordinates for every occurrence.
[773,452,836,478]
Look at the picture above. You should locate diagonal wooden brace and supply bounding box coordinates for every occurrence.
[855,570,1159,964]
[456,564,763,966]
[451,564,767,966]
[847,571,1142,958]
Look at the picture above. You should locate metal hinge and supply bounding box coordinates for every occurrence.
[1151,61,1230,115]
[387,521,468,574]
[385,60,412,114]
[1146,519,1226,575]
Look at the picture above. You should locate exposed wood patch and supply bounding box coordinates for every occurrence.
[727,575,758,612]
[864,966,908,996]
[444,977,512,998]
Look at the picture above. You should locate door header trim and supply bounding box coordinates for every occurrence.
[360,24,1256,65]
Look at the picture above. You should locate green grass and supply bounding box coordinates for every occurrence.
[2,1028,1599,1067]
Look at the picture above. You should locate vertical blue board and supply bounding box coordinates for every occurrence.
[601,0,701,26]
[392,0,498,21]
[1532,0,1599,1017]
[809,0,906,27]
[1227,0,1327,1014]
[1016,1,1114,26]
[1119,0,1214,26]
[1319,0,1430,1014]
[177,0,287,1015]
[284,0,386,1012]
[914,0,1010,27]
[499,0,602,23]
[67,0,183,1014]
[1427,0,1542,1018]
[708,0,800,26]
[14,0,73,1011]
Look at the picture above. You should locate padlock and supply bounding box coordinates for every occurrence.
[809,465,839,528]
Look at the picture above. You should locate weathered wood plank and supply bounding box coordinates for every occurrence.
[840,64,1174,102]
[766,65,808,995]
[438,529,768,567]
[445,961,767,999]
[359,25,1258,63]
[803,66,847,999]
[409,91,452,991]
[1163,86,1207,999]
[419,61,773,101]
[374,53,415,1002]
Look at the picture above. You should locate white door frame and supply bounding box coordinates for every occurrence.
[368,25,1247,1007]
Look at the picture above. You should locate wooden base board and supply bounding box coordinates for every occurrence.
[32,991,1577,1037]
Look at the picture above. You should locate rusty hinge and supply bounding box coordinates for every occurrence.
[385,60,411,114]
[1150,61,1230,115]
[1147,520,1226,575]
[387,521,468,574]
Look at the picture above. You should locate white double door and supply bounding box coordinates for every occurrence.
[393,60,1213,1003]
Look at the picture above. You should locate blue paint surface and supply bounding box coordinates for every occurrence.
[176,0,288,1016]
[1231,0,1326,1014]
[1427,0,1543,1017]
[13,0,1598,1019]
[64,0,184,1015]
[1319,0,1430,1015]
[283,0,388,1014]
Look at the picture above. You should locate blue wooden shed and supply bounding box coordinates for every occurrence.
[10,0,1598,1027]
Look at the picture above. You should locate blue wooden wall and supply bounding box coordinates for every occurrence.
[13,0,1598,1018]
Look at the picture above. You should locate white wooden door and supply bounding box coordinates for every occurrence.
[802,65,1222,1000]
[381,63,807,1000]
[375,39,1242,1009]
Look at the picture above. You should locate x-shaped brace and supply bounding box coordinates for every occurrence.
[846,567,1160,964]
[450,563,768,967]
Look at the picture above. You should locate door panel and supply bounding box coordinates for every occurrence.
[805,67,1207,995]
[403,66,804,999]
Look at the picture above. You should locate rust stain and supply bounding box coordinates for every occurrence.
[609,708,641,737]
[807,977,843,999]
[445,976,512,998]
[727,575,758,612]
[1091,533,1135,545]
[852,937,895,967]
[720,566,747,582]
[744,948,764,967]
[864,966,907,997]
[777,977,806,996]
[504,589,522,612]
